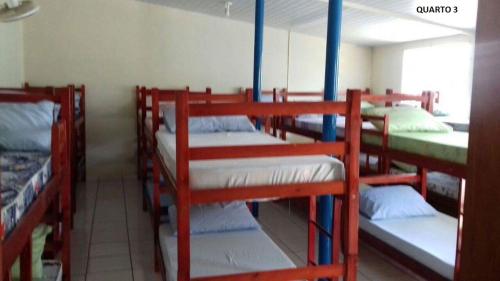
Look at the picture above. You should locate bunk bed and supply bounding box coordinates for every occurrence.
[277,89,462,214]
[137,87,226,214]
[150,88,362,281]
[0,83,86,215]
[360,92,467,216]
[0,89,72,281]
[137,86,213,182]
[359,172,464,281]
[24,83,87,183]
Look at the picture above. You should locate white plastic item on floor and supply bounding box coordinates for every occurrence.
[33,260,62,281]
[360,212,457,279]
[159,223,296,281]
[155,131,345,190]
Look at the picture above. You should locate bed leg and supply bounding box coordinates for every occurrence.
[141,142,148,212]
[20,238,32,281]
[332,198,342,262]
[251,202,259,218]
[308,196,317,266]
[153,155,161,272]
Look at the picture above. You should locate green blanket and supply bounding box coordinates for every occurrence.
[363,131,468,164]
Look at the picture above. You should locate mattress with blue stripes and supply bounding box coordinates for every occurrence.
[0,152,52,236]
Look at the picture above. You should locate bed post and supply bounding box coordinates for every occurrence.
[345,89,361,281]
[385,89,394,107]
[68,85,77,217]
[272,88,278,137]
[427,91,435,113]
[136,86,141,180]
[141,87,148,189]
[417,167,428,199]
[80,84,86,182]
[381,115,390,174]
[454,179,465,281]
[151,88,162,272]
[176,90,191,281]
[58,87,72,281]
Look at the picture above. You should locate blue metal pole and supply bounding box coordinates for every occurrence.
[319,0,343,269]
[252,0,265,217]
[253,0,264,105]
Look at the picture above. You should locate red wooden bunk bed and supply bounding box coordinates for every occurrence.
[136,86,214,182]
[1,83,86,216]
[360,91,466,216]
[0,89,72,281]
[24,83,87,183]
[359,172,464,281]
[150,88,362,281]
[138,87,228,213]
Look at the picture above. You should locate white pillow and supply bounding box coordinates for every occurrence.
[168,202,260,235]
[360,185,437,220]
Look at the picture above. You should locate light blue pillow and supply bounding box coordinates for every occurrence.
[0,128,52,152]
[217,116,256,132]
[360,185,437,220]
[168,202,260,235]
[0,101,55,130]
[162,104,255,133]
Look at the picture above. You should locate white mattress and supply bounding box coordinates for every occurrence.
[360,212,457,279]
[159,224,296,281]
[285,115,376,138]
[155,131,345,190]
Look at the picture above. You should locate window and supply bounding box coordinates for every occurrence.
[401,41,474,119]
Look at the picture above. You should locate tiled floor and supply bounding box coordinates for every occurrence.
[72,177,422,281]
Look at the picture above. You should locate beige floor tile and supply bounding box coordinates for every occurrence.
[71,275,86,281]
[90,242,130,257]
[70,257,88,276]
[91,228,128,244]
[86,270,133,281]
[87,255,131,273]
[130,240,155,256]
[133,269,162,281]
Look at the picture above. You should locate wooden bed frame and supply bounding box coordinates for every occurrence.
[150,88,362,281]
[276,89,460,213]
[136,86,214,180]
[23,83,87,184]
[137,87,233,212]
[359,173,465,281]
[0,83,86,215]
[361,90,465,216]
[0,90,72,281]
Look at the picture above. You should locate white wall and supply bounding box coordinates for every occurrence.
[23,0,372,178]
[288,32,372,94]
[371,35,473,94]
[0,21,24,87]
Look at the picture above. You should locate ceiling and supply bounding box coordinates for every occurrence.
[138,0,478,46]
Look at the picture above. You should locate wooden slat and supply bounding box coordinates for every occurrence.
[191,181,345,204]
[363,93,427,104]
[0,93,59,103]
[189,102,347,117]
[360,174,421,185]
[383,148,467,178]
[189,142,345,160]
[192,264,344,281]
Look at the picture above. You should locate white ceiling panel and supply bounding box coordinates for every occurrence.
[138,0,477,46]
